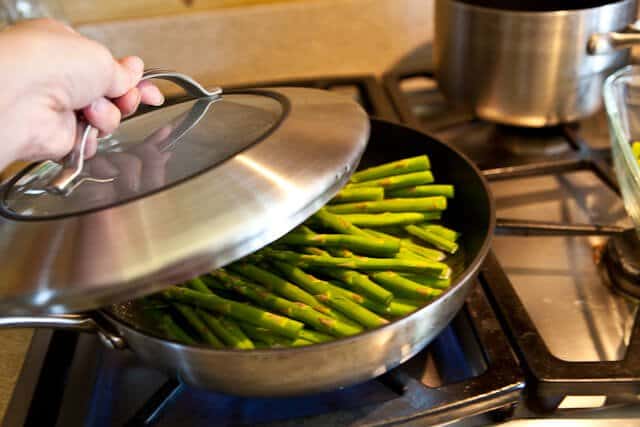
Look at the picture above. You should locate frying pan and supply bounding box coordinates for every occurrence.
[0,119,494,396]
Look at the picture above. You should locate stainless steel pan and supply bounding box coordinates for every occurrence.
[0,120,495,396]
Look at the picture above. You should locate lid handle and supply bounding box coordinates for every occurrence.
[47,69,222,195]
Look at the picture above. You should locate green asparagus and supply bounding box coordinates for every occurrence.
[172,303,225,348]
[312,208,370,237]
[405,225,459,254]
[336,212,441,227]
[387,185,454,198]
[318,268,393,305]
[211,270,363,337]
[326,197,447,214]
[421,224,460,242]
[365,229,446,262]
[298,329,333,343]
[400,274,451,290]
[277,232,399,257]
[272,258,366,304]
[370,272,443,300]
[270,261,387,327]
[228,263,325,310]
[350,155,430,182]
[238,323,292,347]
[194,309,254,349]
[331,187,384,203]
[264,249,448,275]
[146,308,196,345]
[347,171,434,190]
[162,287,304,339]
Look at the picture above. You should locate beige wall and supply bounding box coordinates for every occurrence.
[78,0,434,90]
[61,0,300,24]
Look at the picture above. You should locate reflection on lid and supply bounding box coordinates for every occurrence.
[2,93,284,219]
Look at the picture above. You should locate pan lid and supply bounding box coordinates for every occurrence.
[0,70,369,315]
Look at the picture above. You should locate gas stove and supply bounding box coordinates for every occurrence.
[4,71,640,427]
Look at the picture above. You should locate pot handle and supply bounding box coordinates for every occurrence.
[588,20,640,55]
[0,313,126,350]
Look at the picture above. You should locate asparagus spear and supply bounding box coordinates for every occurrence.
[326,197,447,214]
[146,308,197,345]
[211,270,363,337]
[387,185,454,198]
[327,247,356,258]
[161,287,304,339]
[291,338,315,347]
[238,323,313,347]
[194,309,254,349]
[336,212,441,227]
[264,249,448,275]
[370,272,443,301]
[350,155,430,182]
[421,224,460,242]
[364,229,446,262]
[298,329,333,343]
[405,225,459,254]
[273,256,367,305]
[245,260,360,327]
[331,187,384,203]
[312,208,370,237]
[228,263,325,311]
[314,293,388,328]
[318,268,393,305]
[277,232,399,257]
[400,274,451,290]
[172,303,225,348]
[360,298,421,318]
[270,260,388,328]
[238,323,292,347]
[187,277,255,349]
[347,171,434,190]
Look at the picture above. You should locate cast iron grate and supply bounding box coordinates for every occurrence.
[383,67,640,413]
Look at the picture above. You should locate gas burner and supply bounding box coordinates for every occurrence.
[491,125,571,157]
[602,229,640,300]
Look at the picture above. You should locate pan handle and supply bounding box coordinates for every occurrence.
[588,20,640,55]
[0,313,126,350]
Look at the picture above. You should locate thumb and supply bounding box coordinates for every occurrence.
[105,56,144,98]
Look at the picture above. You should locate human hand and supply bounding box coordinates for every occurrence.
[0,18,164,171]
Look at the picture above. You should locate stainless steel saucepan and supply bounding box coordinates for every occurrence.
[0,120,495,396]
[434,0,640,127]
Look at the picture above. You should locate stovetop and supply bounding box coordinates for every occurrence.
[4,71,640,427]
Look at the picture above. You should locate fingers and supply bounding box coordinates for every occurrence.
[82,97,121,135]
[105,56,144,99]
[110,82,164,120]
[112,87,141,118]
[138,80,164,106]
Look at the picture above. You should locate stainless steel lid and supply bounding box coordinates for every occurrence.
[0,70,370,315]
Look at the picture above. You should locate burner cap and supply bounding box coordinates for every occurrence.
[602,230,640,300]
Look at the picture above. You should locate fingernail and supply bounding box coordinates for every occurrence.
[142,85,165,106]
[91,97,111,113]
